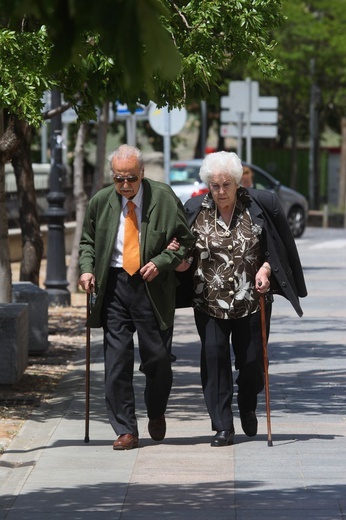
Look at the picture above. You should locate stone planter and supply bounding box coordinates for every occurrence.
[12,282,49,355]
[0,303,28,385]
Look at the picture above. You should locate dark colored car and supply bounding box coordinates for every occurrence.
[170,159,308,238]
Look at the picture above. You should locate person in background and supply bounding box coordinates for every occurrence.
[241,165,255,188]
[78,144,194,450]
[173,151,307,447]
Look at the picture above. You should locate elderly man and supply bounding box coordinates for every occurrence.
[79,144,194,450]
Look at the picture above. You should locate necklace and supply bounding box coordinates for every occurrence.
[214,204,236,237]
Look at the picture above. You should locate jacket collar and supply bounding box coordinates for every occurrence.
[185,187,265,229]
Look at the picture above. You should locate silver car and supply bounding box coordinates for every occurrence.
[170,159,309,238]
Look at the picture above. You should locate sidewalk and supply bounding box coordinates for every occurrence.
[0,229,345,519]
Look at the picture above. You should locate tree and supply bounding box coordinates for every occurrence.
[67,122,88,293]
[0,109,12,302]
[0,1,284,302]
[2,1,284,110]
[238,0,346,207]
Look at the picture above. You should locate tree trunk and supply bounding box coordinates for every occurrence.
[11,117,43,285]
[0,110,12,303]
[67,122,88,293]
[91,101,109,197]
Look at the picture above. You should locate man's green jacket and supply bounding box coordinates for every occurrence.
[79,178,195,329]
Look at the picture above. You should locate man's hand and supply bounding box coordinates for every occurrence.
[78,273,95,293]
[140,262,159,282]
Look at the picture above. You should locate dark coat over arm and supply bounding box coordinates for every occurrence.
[184,189,307,317]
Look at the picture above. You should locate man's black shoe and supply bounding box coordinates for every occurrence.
[211,429,235,447]
[240,411,258,437]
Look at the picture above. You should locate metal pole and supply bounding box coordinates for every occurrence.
[163,107,171,185]
[260,294,273,446]
[126,114,136,146]
[200,100,207,157]
[44,89,70,306]
[41,91,49,163]
[246,77,252,163]
[237,112,243,157]
[84,292,91,443]
[309,59,316,209]
[41,124,48,164]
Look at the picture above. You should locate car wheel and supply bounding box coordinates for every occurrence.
[287,205,306,238]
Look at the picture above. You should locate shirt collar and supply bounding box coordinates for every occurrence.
[122,182,143,209]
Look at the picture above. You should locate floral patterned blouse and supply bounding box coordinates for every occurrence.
[191,189,262,320]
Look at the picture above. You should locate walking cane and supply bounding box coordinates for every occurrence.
[260,293,273,447]
[84,292,91,443]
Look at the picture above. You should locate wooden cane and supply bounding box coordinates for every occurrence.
[84,292,91,443]
[260,293,273,447]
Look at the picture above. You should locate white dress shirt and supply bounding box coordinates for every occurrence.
[110,184,143,268]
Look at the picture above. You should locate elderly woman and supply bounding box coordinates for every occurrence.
[174,151,307,447]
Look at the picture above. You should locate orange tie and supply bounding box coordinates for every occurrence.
[123,201,140,275]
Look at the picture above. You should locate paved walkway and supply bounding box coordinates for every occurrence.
[0,228,345,519]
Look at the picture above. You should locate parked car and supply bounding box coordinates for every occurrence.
[170,159,308,238]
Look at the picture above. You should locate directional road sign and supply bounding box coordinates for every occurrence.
[220,80,278,139]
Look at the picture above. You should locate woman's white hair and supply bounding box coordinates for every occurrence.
[199,151,243,186]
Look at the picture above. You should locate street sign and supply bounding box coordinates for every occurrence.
[148,104,187,137]
[220,80,278,137]
[221,124,278,138]
[115,102,147,118]
[221,111,278,124]
[148,103,187,186]
[220,80,278,129]
[220,79,278,162]
[259,97,279,110]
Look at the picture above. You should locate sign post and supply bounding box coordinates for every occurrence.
[115,103,148,146]
[148,103,187,184]
[220,80,278,163]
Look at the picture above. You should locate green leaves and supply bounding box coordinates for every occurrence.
[0,0,284,124]
[0,27,54,126]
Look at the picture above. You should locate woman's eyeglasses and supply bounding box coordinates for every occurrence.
[113,175,139,183]
[209,181,234,192]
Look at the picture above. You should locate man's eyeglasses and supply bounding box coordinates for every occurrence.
[113,175,139,183]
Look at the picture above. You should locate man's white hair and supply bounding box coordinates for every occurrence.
[108,144,144,174]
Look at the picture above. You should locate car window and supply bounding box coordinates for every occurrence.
[253,170,275,190]
[170,166,200,185]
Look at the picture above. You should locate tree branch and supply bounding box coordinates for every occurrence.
[170,2,191,29]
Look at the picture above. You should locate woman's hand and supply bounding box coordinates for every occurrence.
[166,236,192,272]
[175,259,192,272]
[167,237,180,251]
[255,263,271,293]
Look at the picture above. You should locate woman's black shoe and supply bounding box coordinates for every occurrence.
[240,411,258,437]
[211,429,235,447]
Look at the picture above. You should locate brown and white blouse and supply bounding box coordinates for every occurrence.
[191,189,263,320]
